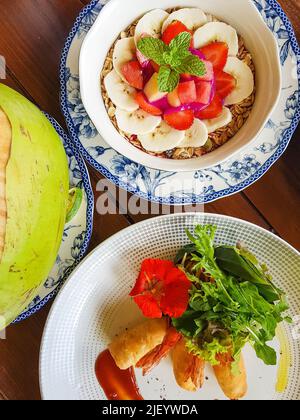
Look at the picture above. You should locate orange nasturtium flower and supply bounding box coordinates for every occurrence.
[130,259,191,319]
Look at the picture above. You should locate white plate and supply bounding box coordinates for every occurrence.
[60,0,299,204]
[40,213,300,400]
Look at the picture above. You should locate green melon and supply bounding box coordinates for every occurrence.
[0,83,69,327]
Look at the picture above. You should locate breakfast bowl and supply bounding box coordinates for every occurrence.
[79,0,281,172]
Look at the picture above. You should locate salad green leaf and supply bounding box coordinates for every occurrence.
[214,246,283,302]
[172,225,290,370]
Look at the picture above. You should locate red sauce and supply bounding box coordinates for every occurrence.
[95,350,143,400]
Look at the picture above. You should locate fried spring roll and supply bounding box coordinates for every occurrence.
[109,318,168,370]
[172,338,205,392]
[213,353,248,400]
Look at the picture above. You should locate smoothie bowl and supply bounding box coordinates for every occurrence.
[80,0,281,172]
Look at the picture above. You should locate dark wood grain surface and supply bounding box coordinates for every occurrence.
[0,0,299,400]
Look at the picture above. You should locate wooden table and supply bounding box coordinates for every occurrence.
[0,0,299,400]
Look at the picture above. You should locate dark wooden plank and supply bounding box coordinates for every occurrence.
[129,193,272,231]
[0,0,85,126]
[242,0,300,249]
[244,132,300,249]
[0,305,50,400]
[278,0,300,40]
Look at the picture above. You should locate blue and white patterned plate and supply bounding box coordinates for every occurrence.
[13,114,94,323]
[60,0,299,205]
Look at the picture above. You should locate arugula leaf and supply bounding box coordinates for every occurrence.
[172,310,203,337]
[186,225,216,260]
[174,244,198,265]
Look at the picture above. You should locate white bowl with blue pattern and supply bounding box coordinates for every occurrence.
[12,115,94,323]
[79,0,282,172]
[60,0,299,204]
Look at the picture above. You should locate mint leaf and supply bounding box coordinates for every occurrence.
[158,66,180,93]
[137,32,206,92]
[174,54,206,76]
[137,37,168,65]
[169,32,191,53]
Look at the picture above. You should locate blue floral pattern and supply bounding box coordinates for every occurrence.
[66,69,97,139]
[13,115,94,324]
[253,0,294,65]
[77,2,104,38]
[60,0,300,205]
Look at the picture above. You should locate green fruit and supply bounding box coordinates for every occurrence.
[0,83,69,327]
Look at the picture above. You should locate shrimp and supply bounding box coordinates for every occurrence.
[136,327,182,375]
[172,338,205,392]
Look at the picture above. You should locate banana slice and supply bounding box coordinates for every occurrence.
[113,37,136,82]
[194,22,239,56]
[162,8,207,33]
[135,9,169,44]
[104,70,139,112]
[223,57,254,105]
[178,119,208,148]
[138,121,185,152]
[115,108,161,135]
[202,107,233,133]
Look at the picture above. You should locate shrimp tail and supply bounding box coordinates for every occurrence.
[136,327,181,375]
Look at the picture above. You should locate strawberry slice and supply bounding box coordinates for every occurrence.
[121,61,144,90]
[164,110,194,130]
[178,81,197,104]
[200,42,229,71]
[135,92,163,116]
[215,70,236,99]
[195,94,223,120]
[162,21,194,47]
